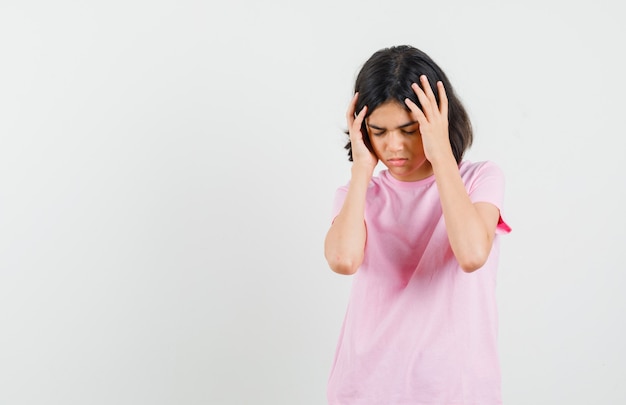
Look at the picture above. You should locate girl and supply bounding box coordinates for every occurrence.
[324,45,511,405]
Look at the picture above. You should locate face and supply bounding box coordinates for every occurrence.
[366,101,433,182]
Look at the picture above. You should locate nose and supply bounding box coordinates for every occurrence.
[387,130,404,152]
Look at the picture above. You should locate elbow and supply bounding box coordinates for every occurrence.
[458,259,485,273]
[326,255,360,275]
[456,249,490,273]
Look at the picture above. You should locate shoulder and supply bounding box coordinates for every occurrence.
[459,160,508,213]
[459,160,504,178]
[458,160,505,186]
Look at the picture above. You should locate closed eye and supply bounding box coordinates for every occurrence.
[402,130,417,135]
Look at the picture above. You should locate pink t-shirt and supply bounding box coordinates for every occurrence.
[327,161,511,405]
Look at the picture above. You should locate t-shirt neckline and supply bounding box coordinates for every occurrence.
[381,169,436,189]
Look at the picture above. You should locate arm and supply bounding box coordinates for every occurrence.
[431,157,500,272]
[406,76,500,272]
[324,94,377,275]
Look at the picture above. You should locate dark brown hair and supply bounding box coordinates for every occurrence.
[345,45,473,163]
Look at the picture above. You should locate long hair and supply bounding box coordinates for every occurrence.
[345,45,472,163]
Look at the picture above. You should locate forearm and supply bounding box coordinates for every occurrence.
[324,166,371,275]
[431,154,496,272]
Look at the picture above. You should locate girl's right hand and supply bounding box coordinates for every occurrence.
[347,93,378,173]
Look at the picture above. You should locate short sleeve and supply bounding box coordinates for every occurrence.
[464,161,511,234]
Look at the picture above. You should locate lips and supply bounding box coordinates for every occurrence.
[387,158,408,167]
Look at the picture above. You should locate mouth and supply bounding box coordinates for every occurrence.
[387,158,408,167]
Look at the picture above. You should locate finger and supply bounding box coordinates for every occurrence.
[348,106,367,142]
[353,105,367,131]
[419,75,439,116]
[420,75,438,102]
[404,96,427,125]
[346,92,359,125]
[437,81,448,118]
[411,82,434,120]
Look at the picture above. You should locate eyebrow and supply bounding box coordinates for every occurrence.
[367,121,419,131]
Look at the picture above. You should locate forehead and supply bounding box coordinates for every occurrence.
[366,101,414,127]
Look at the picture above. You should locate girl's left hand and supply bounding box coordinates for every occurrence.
[404,75,454,164]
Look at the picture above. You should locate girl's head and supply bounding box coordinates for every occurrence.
[345,45,473,163]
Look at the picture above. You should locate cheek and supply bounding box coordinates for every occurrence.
[369,137,384,154]
[411,137,425,153]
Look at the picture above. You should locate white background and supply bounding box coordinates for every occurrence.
[1,1,624,404]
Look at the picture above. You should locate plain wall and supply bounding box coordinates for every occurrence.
[1,1,624,404]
